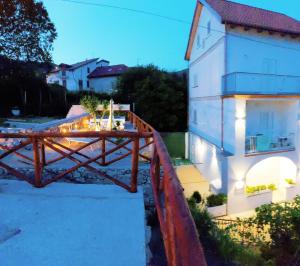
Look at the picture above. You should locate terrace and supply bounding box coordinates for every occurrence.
[0,104,206,266]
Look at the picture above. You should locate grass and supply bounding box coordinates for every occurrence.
[161,132,185,158]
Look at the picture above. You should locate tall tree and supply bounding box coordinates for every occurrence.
[0,0,57,62]
[114,65,187,132]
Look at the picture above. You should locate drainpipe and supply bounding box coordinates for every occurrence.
[221,97,224,151]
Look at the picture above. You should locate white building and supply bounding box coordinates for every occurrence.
[185,0,300,214]
[87,64,128,94]
[46,59,109,91]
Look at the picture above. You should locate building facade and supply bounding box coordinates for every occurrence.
[46,59,109,91]
[186,0,300,214]
[88,64,128,94]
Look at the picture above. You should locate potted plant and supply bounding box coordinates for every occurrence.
[285,178,296,188]
[246,184,276,196]
[206,193,227,217]
[80,95,100,130]
[11,106,20,116]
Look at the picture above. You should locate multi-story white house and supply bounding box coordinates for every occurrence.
[185,0,300,214]
[46,59,109,91]
[88,64,128,93]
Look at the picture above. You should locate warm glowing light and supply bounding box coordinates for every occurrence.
[246,157,297,187]
[62,128,67,133]
[235,101,246,119]
[75,124,79,129]
[211,179,222,190]
[235,180,245,190]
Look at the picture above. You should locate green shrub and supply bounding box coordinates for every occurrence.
[246,184,277,194]
[285,178,296,185]
[187,195,267,265]
[191,191,202,203]
[206,193,227,207]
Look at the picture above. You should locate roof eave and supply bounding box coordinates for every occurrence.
[185,1,203,61]
[224,21,300,37]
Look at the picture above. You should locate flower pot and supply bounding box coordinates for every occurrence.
[207,204,227,217]
[11,108,20,116]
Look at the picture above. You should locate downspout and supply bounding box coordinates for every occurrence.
[221,24,228,151]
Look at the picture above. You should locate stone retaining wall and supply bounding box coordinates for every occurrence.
[0,167,155,207]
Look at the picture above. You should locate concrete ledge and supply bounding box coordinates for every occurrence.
[0,180,146,266]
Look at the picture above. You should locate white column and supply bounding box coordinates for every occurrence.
[234,99,246,156]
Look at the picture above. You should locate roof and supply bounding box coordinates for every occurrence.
[185,0,300,60]
[48,58,99,74]
[206,0,300,35]
[68,58,98,70]
[88,64,128,79]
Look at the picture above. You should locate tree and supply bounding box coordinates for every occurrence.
[0,0,57,63]
[114,65,187,132]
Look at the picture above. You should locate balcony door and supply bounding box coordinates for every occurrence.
[259,111,275,137]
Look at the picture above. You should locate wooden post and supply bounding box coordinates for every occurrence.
[101,137,106,165]
[130,137,139,193]
[41,141,46,166]
[33,137,42,187]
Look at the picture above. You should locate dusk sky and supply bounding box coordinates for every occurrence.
[42,0,300,71]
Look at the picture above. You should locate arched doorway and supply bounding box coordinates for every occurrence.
[245,157,297,202]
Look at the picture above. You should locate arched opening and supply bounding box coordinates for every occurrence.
[245,157,297,197]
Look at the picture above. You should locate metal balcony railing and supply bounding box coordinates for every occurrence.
[223,72,300,95]
[245,133,295,154]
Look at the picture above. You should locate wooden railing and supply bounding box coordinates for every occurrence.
[128,111,207,266]
[0,112,207,265]
[0,130,152,192]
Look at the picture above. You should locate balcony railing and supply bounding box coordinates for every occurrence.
[223,72,300,95]
[245,133,295,154]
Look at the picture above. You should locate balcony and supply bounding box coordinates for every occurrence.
[223,72,300,95]
[245,133,295,155]
[245,100,297,155]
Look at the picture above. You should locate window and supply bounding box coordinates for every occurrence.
[87,67,90,74]
[193,74,198,87]
[196,35,201,49]
[87,80,89,88]
[78,80,83,90]
[63,80,67,88]
[207,21,211,35]
[193,109,197,124]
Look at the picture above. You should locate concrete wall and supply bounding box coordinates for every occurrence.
[89,76,118,94]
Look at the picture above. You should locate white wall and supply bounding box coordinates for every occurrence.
[89,76,118,94]
[226,28,300,76]
[188,3,226,150]
[189,3,225,98]
[46,72,61,85]
[66,61,98,91]
[189,132,228,194]
[47,60,100,91]
[189,99,222,147]
[223,99,236,153]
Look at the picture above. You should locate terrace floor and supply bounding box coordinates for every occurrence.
[0,179,146,266]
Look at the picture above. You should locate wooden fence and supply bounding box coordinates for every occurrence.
[0,111,207,266]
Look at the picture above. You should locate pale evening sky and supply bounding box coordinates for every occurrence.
[42,0,300,71]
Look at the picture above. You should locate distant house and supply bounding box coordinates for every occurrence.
[46,59,109,91]
[87,64,128,94]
